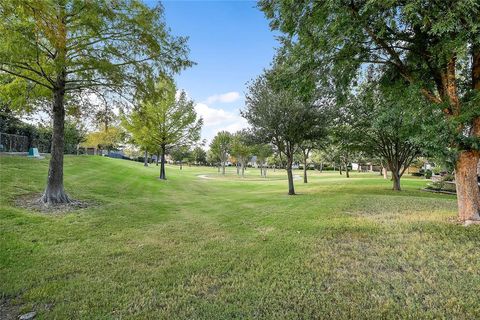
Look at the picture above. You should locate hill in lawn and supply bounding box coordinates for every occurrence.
[2,155,479,319]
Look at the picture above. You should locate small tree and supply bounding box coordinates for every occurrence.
[191,146,207,166]
[353,80,429,191]
[253,143,273,177]
[210,131,232,175]
[231,130,252,177]
[124,77,202,180]
[170,145,190,170]
[243,71,326,195]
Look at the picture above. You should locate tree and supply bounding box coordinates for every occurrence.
[243,70,326,195]
[353,80,429,191]
[191,146,207,165]
[210,131,232,175]
[0,0,192,204]
[231,130,253,177]
[122,101,156,167]
[253,143,273,177]
[170,145,191,170]
[260,1,480,220]
[124,77,202,180]
[81,127,124,155]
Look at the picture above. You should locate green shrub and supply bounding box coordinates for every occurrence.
[425,169,432,179]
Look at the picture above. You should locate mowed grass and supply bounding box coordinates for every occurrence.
[1,156,479,319]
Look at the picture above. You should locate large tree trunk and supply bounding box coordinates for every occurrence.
[303,158,308,183]
[392,170,401,191]
[339,164,342,175]
[144,149,148,167]
[382,166,388,179]
[455,151,480,221]
[159,145,166,180]
[345,162,350,178]
[286,157,295,195]
[42,82,70,204]
[222,161,226,175]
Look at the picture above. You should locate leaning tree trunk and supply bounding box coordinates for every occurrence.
[42,81,70,204]
[144,149,148,167]
[339,164,342,175]
[159,145,166,180]
[286,158,295,195]
[455,150,480,221]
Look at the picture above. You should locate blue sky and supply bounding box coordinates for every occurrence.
[160,0,280,144]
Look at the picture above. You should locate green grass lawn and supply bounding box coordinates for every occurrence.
[1,155,479,319]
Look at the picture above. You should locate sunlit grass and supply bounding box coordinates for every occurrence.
[1,155,479,319]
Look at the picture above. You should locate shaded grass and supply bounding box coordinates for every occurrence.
[1,156,479,319]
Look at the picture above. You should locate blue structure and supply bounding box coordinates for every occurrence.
[27,148,43,158]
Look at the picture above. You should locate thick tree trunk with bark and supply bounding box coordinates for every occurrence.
[42,80,70,204]
[159,145,166,180]
[345,162,350,178]
[286,157,295,195]
[455,151,480,221]
[339,164,342,175]
[222,161,226,175]
[144,149,148,167]
[391,170,401,191]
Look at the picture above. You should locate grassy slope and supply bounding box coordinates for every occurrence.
[1,156,479,319]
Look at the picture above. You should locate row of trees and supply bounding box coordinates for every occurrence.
[256,0,480,221]
[209,130,273,178]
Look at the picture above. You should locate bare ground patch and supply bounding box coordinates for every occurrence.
[14,193,93,214]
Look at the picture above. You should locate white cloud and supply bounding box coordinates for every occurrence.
[193,102,249,147]
[195,103,235,126]
[221,118,249,134]
[205,91,240,104]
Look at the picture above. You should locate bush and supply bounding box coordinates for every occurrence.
[425,169,433,179]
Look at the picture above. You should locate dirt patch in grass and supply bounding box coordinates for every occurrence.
[14,193,93,214]
[0,297,19,320]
